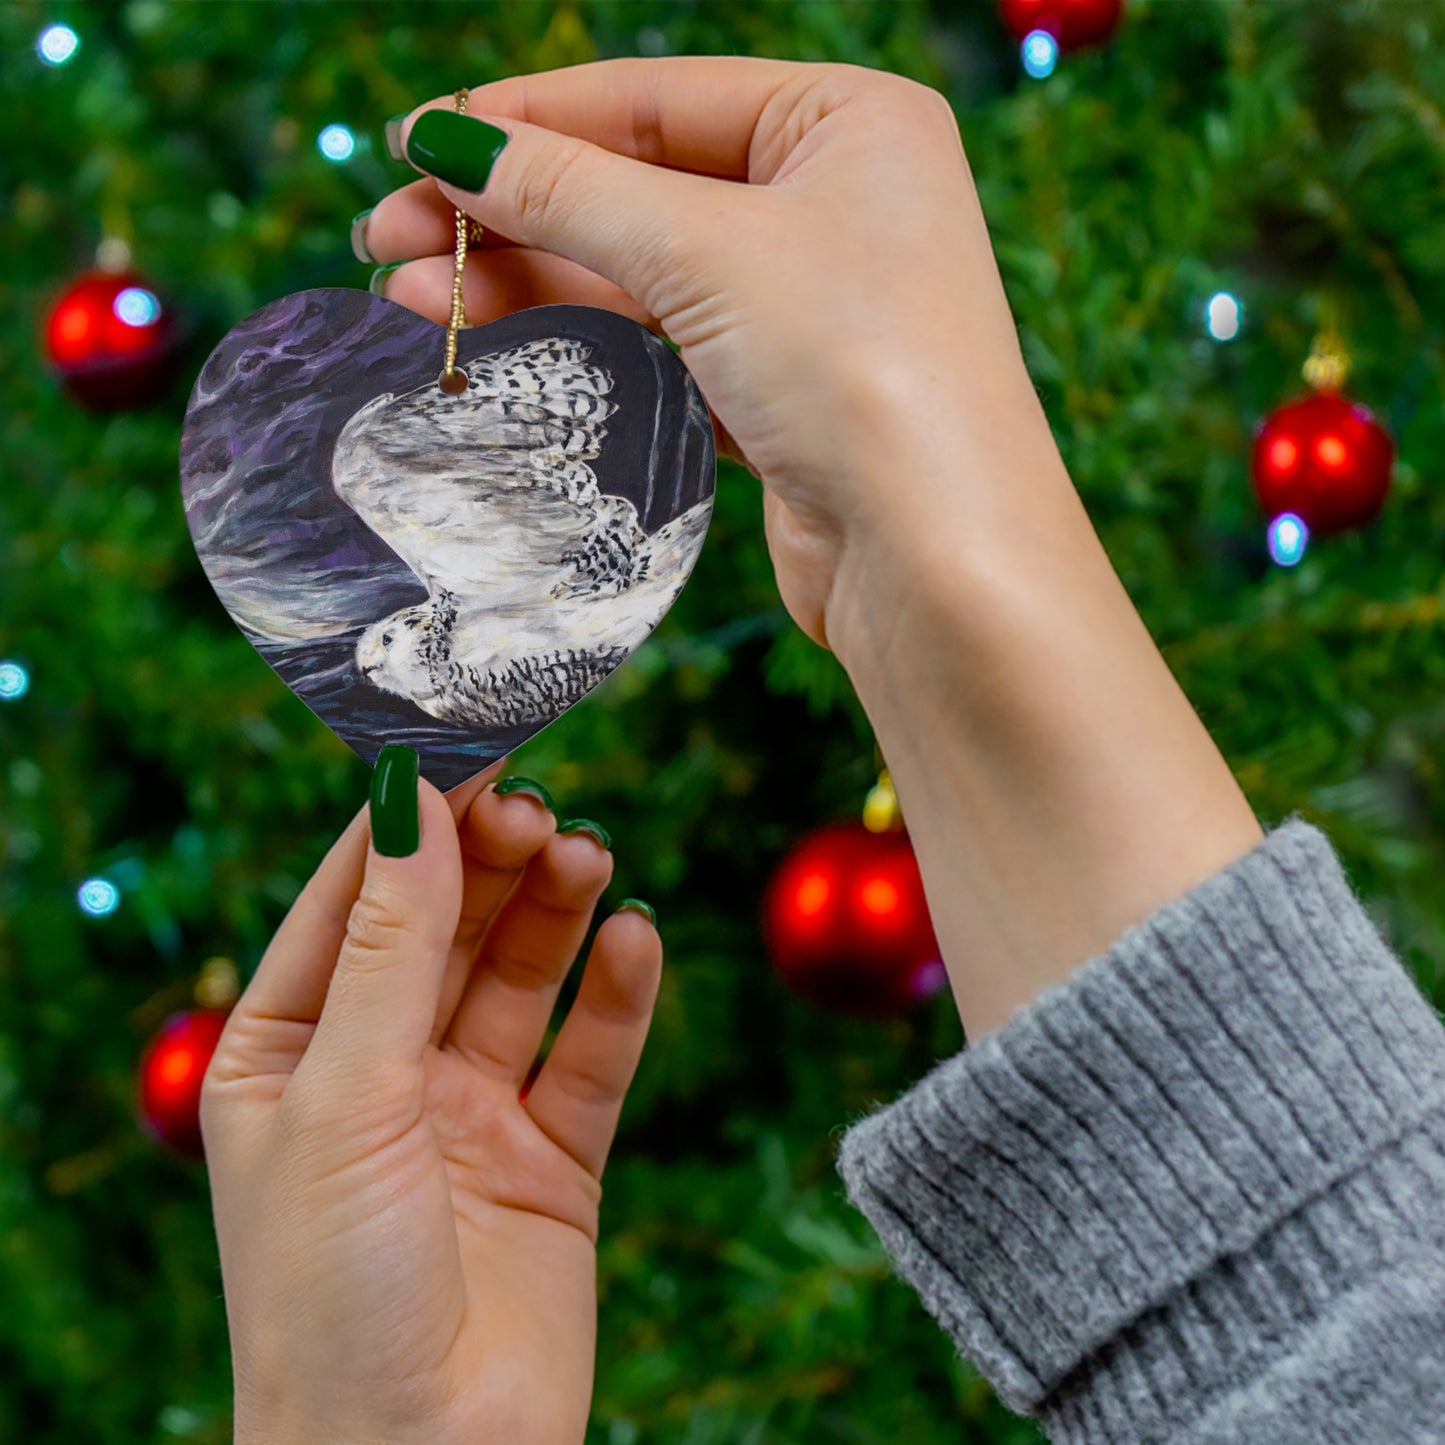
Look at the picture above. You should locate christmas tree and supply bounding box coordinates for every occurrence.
[3,3,1443,1442]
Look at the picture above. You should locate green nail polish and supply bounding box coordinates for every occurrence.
[494,776,555,812]
[350,208,375,264]
[384,113,409,162]
[558,818,612,850]
[617,898,656,926]
[369,261,404,298]
[405,110,509,192]
[370,745,420,857]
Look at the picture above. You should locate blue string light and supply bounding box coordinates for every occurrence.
[0,661,29,701]
[318,124,357,162]
[37,24,79,66]
[1021,30,1059,79]
[1267,512,1309,567]
[78,878,121,917]
[114,287,162,327]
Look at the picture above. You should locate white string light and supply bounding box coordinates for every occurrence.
[37,24,79,66]
[318,124,356,162]
[1205,291,1243,342]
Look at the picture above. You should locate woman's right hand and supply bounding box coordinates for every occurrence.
[359,57,1063,655]
[362,57,1263,1042]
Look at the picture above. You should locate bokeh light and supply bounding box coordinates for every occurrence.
[1022,30,1059,79]
[114,287,161,328]
[1205,291,1242,341]
[793,872,831,918]
[77,877,121,917]
[1267,435,1299,476]
[0,661,29,701]
[859,876,901,918]
[317,124,356,162]
[37,24,79,66]
[1267,512,1309,567]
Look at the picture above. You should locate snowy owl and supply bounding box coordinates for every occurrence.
[333,336,711,728]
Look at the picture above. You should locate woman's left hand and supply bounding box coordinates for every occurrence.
[201,762,662,1445]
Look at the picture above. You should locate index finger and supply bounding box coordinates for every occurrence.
[427,55,809,181]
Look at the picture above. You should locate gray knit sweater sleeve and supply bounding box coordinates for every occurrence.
[835,819,1445,1443]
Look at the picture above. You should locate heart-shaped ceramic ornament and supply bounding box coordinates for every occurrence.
[180,289,716,791]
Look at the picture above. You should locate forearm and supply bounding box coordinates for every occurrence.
[825,382,1262,1040]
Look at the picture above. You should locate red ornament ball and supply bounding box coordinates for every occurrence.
[763,822,945,1017]
[44,270,181,410]
[1251,392,1394,537]
[998,0,1124,49]
[137,1009,230,1157]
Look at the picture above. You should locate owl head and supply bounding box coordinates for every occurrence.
[355,603,440,712]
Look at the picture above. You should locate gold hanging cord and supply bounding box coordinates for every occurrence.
[1302,293,1350,394]
[439,88,479,394]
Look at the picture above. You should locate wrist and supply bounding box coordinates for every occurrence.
[823,414,1262,1039]
[823,379,1079,682]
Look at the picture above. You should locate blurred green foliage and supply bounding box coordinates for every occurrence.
[1,2,1443,1442]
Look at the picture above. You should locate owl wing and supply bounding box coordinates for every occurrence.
[330,337,622,606]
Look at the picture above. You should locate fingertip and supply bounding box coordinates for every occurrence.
[591,907,665,1004]
[594,907,664,982]
[548,825,616,885]
[369,744,420,858]
[614,897,657,929]
[385,112,410,163]
[365,753,459,869]
[358,766,463,944]
[460,776,558,869]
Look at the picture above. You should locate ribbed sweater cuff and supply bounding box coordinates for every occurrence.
[836,819,1445,1427]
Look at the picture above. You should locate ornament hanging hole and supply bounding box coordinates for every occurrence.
[437,367,468,396]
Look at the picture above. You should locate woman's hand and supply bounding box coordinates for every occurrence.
[360,56,1047,653]
[364,65,1265,1040]
[363,57,1262,1041]
[201,761,660,1445]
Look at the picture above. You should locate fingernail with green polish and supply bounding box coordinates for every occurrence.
[617,898,656,926]
[558,818,612,850]
[405,110,509,192]
[369,261,404,298]
[350,208,375,264]
[384,113,409,162]
[494,775,555,812]
[370,745,420,857]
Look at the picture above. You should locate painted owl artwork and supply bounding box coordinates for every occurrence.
[180,291,716,790]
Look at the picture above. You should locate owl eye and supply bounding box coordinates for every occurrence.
[382,631,394,646]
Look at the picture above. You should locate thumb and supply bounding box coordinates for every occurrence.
[303,746,463,1089]
[398,105,740,320]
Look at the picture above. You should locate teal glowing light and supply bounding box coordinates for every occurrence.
[0,661,29,700]
[318,124,356,162]
[38,24,79,65]
[114,287,161,327]
[78,878,121,917]
[1022,30,1059,79]
[1268,512,1309,567]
